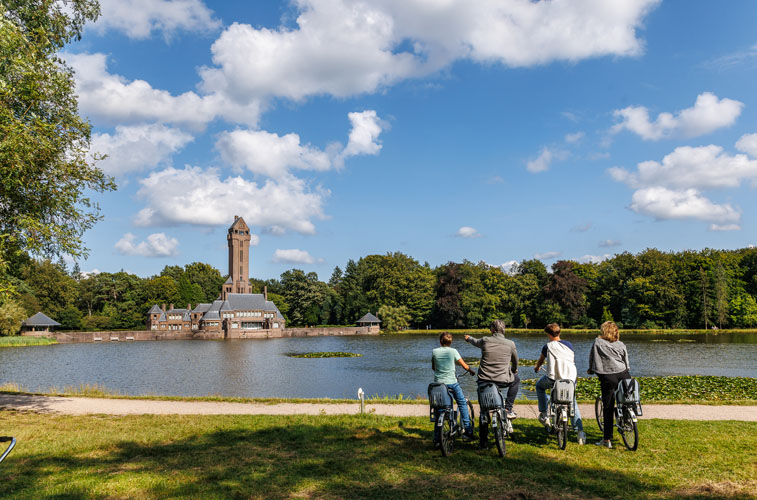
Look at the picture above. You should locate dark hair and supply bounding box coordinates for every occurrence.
[490,319,506,334]
[544,323,561,337]
[439,332,453,346]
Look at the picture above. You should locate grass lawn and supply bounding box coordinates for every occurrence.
[0,412,754,499]
[0,336,57,348]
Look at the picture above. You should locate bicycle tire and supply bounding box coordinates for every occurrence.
[619,406,639,451]
[467,400,475,435]
[556,408,568,450]
[440,412,455,457]
[595,396,604,432]
[494,411,506,458]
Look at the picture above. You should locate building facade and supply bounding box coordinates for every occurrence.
[147,216,285,337]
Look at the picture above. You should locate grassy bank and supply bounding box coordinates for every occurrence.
[0,336,57,348]
[0,412,754,499]
[397,328,757,336]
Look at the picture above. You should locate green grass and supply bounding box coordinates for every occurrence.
[0,412,754,499]
[287,351,363,358]
[0,336,57,347]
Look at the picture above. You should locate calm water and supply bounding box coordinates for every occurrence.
[1,334,755,399]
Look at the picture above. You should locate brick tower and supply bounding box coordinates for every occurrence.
[225,216,252,298]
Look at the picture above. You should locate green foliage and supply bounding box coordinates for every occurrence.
[0,335,56,347]
[377,304,411,332]
[563,376,757,402]
[287,352,362,358]
[0,298,27,335]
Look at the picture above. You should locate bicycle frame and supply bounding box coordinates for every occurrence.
[0,437,15,465]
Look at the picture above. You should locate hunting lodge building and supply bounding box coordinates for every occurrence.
[146,216,285,336]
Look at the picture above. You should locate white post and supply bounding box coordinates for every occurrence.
[358,388,365,414]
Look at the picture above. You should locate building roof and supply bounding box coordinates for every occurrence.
[192,303,212,314]
[226,293,271,311]
[224,276,233,285]
[356,313,381,324]
[148,304,162,314]
[23,312,61,326]
[159,312,167,321]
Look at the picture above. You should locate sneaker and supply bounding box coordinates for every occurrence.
[538,412,549,426]
[505,410,517,420]
[594,439,612,449]
[577,431,586,445]
[462,429,474,442]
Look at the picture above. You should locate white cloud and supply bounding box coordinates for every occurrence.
[272,249,319,265]
[527,148,568,173]
[198,0,659,102]
[65,52,263,128]
[609,144,757,190]
[599,239,622,247]
[115,232,179,257]
[91,124,193,176]
[579,254,611,264]
[94,0,220,39]
[534,251,561,260]
[499,260,519,275]
[565,132,585,143]
[629,187,740,224]
[455,226,482,238]
[611,92,743,140]
[571,223,592,232]
[134,166,328,235]
[735,133,757,158]
[216,110,385,177]
[709,223,741,231]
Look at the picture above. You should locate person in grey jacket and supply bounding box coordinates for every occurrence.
[588,321,631,448]
[465,319,520,423]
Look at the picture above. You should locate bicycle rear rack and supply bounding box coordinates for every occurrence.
[0,437,16,464]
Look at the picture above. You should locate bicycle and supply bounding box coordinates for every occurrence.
[540,378,576,450]
[0,436,15,465]
[594,378,641,451]
[428,370,475,457]
[476,382,514,458]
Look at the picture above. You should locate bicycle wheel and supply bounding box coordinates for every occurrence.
[467,400,475,435]
[440,412,455,457]
[556,408,568,450]
[494,411,506,458]
[618,406,639,451]
[595,396,604,432]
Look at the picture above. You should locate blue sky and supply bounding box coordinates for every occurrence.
[66,0,757,279]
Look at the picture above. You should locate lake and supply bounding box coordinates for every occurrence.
[1,333,755,399]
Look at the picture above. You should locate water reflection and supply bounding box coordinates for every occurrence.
[0,333,754,399]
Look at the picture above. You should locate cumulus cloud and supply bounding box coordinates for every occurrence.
[272,249,320,265]
[599,239,622,247]
[115,232,179,257]
[455,226,482,238]
[527,148,569,173]
[629,187,739,224]
[609,145,757,190]
[199,0,659,102]
[91,124,193,176]
[611,92,743,140]
[565,132,585,143]
[709,223,741,231]
[579,254,611,264]
[134,166,328,234]
[94,0,220,39]
[216,110,385,177]
[65,52,263,128]
[735,133,757,158]
[534,251,561,260]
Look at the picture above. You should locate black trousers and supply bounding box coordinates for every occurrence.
[597,370,631,441]
[477,374,520,446]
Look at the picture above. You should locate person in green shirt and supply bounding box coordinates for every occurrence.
[432,332,475,440]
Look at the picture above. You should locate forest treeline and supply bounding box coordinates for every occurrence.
[2,247,757,334]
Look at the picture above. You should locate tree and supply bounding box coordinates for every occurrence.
[280,269,328,326]
[433,262,464,328]
[544,260,587,325]
[0,1,114,276]
[0,299,26,335]
[377,304,411,332]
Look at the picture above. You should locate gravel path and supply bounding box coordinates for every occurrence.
[1,394,755,420]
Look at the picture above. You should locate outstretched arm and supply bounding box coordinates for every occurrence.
[464,335,483,348]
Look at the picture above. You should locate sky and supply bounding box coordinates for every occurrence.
[64,0,757,280]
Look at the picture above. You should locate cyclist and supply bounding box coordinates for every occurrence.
[534,323,586,445]
[465,319,520,448]
[587,321,631,449]
[432,332,475,441]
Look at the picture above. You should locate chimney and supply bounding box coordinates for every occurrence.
[234,215,239,220]
[161,303,166,312]
[264,286,268,301]
[169,303,174,311]
[187,303,191,311]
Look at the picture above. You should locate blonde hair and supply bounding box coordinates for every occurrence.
[600,321,619,342]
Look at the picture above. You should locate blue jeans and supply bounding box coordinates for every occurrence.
[535,376,583,432]
[446,383,472,432]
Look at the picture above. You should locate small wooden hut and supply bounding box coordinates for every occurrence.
[21,312,61,335]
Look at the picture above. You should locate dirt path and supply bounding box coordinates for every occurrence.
[1,394,755,420]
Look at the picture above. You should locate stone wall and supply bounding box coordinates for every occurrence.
[48,325,379,343]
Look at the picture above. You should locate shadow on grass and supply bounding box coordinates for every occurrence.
[0,416,753,500]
